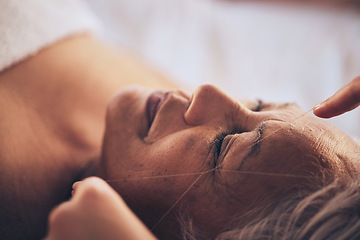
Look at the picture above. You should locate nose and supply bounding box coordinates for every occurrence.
[184,84,252,126]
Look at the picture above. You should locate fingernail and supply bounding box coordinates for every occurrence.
[72,181,81,195]
[73,181,80,188]
[313,103,323,111]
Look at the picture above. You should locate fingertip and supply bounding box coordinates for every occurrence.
[312,104,320,112]
[72,181,80,189]
[312,103,324,116]
[81,177,109,189]
[313,102,335,118]
[313,103,322,110]
[72,181,81,196]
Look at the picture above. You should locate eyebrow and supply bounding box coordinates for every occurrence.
[237,122,266,170]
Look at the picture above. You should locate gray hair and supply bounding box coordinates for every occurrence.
[179,178,360,240]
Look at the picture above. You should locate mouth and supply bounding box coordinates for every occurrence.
[145,91,168,130]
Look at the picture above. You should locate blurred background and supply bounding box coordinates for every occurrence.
[85,0,360,137]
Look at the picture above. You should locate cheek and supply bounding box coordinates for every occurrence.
[179,178,240,238]
[146,135,208,176]
[104,133,210,191]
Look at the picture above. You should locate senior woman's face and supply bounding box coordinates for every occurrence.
[98,84,352,237]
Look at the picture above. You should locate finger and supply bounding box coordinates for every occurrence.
[71,177,112,197]
[71,177,124,209]
[313,76,360,118]
[46,201,75,240]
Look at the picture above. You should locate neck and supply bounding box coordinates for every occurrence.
[0,34,177,239]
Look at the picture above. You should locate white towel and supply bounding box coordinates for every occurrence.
[0,0,102,71]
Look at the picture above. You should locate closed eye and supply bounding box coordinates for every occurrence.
[213,131,229,159]
[208,131,230,171]
[211,129,241,168]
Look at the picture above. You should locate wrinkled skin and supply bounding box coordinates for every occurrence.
[98,84,359,238]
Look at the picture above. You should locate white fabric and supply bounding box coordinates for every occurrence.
[87,0,360,137]
[0,0,101,71]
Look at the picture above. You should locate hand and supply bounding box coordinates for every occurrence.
[313,76,360,118]
[45,177,157,240]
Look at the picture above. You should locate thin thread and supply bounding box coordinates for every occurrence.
[105,108,314,183]
[218,169,312,179]
[104,108,315,231]
[150,173,204,231]
[106,172,208,182]
[105,169,313,182]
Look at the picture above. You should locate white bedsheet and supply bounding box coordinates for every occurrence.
[86,0,360,137]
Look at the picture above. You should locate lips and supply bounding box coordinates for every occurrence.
[146,91,166,129]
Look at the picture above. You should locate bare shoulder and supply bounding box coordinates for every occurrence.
[0,33,178,239]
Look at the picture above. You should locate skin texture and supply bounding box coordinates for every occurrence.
[98,84,359,239]
[45,177,157,240]
[313,76,360,118]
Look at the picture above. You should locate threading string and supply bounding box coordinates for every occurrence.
[105,169,312,182]
[218,169,312,179]
[105,108,315,231]
[213,108,314,170]
[148,108,315,230]
[106,172,208,182]
[150,173,204,231]
[105,108,314,184]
